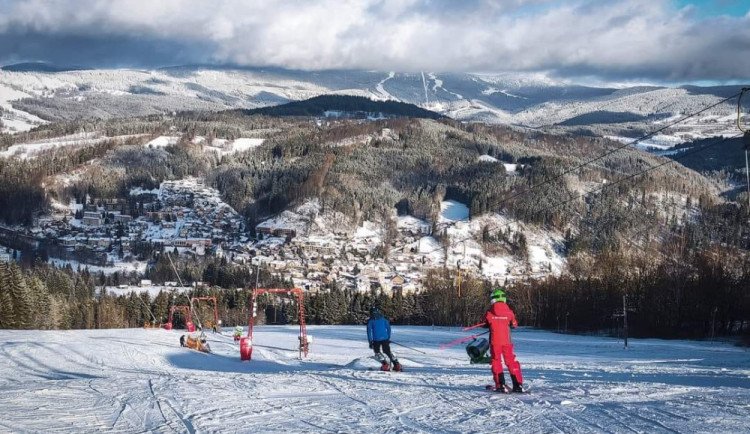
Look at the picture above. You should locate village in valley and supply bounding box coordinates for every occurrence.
[0,170,566,297]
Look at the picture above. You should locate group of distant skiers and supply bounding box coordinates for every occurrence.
[366,287,525,393]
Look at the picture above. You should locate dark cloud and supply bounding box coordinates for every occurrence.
[0,0,748,82]
[0,28,214,68]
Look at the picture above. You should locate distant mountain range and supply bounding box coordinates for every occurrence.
[1,61,85,72]
[1,64,747,142]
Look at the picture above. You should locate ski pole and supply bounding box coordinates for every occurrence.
[389,340,427,355]
[439,331,489,350]
[462,322,487,332]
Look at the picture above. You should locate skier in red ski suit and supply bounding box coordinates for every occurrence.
[483,288,524,392]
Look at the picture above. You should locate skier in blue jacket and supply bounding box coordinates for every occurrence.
[367,308,401,371]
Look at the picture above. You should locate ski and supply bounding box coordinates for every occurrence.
[485,384,511,393]
[484,385,530,393]
[366,363,404,372]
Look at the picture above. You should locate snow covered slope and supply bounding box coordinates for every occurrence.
[0,326,747,432]
[1,67,745,144]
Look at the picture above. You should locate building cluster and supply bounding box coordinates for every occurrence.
[232,208,432,296]
[31,178,245,266]
[4,176,552,296]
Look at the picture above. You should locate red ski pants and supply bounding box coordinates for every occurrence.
[490,343,522,383]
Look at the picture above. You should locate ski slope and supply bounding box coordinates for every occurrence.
[0,326,747,433]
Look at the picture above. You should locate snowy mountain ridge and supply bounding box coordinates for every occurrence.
[1,67,746,145]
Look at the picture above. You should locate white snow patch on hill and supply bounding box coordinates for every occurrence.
[0,82,47,133]
[0,132,121,159]
[606,134,684,150]
[48,258,148,275]
[429,201,566,279]
[395,200,565,280]
[257,210,312,235]
[375,71,397,101]
[439,200,470,223]
[477,155,520,173]
[231,138,264,152]
[0,326,747,433]
[397,215,430,234]
[144,136,179,148]
[104,285,192,297]
[204,137,265,155]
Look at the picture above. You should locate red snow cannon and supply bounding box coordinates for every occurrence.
[240,337,253,361]
[164,322,173,330]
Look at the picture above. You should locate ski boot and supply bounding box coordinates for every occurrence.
[486,373,511,393]
[511,374,526,393]
[392,360,403,372]
[375,353,390,371]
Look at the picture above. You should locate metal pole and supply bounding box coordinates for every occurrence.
[623,294,629,349]
[457,262,462,298]
[248,289,257,338]
[255,264,260,289]
[745,149,749,210]
[389,340,428,354]
[711,307,718,343]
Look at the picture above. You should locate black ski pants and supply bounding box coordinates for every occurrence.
[372,340,397,363]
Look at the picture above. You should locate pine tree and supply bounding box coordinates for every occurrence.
[0,262,15,328]
[8,264,32,329]
[26,276,50,329]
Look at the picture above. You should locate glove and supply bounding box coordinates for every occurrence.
[368,341,373,349]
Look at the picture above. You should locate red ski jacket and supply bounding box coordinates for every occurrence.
[483,302,518,346]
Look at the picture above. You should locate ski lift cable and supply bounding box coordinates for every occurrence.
[737,87,749,133]
[578,191,688,267]
[567,160,702,262]
[737,88,750,209]
[431,92,742,240]
[421,133,743,257]
[166,251,204,334]
[136,293,159,324]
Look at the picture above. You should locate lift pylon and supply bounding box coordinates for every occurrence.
[240,288,308,361]
[191,296,221,332]
[164,305,195,332]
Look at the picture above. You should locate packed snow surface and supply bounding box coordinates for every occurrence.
[0,326,747,433]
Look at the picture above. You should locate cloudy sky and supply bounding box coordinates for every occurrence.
[0,0,748,82]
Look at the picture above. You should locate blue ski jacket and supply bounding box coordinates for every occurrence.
[367,311,391,342]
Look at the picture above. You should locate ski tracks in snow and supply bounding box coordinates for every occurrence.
[0,327,748,433]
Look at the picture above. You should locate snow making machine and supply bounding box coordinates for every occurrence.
[240,288,311,361]
[164,305,213,353]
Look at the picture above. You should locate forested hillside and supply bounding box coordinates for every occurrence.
[0,107,748,340]
[241,95,443,119]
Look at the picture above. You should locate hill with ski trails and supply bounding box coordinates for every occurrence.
[0,326,747,433]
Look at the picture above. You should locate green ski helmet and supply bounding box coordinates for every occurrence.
[490,288,507,303]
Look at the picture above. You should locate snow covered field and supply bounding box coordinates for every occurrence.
[0,326,747,433]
